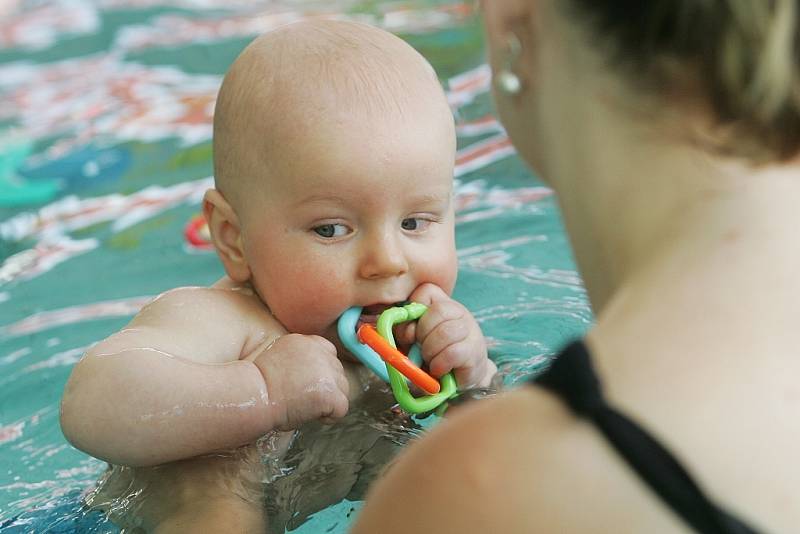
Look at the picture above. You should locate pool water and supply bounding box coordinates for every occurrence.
[0,1,592,532]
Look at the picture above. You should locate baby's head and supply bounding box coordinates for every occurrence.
[205,20,458,341]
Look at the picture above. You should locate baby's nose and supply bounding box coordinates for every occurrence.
[359,232,409,279]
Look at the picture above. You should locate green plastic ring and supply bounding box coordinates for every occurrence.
[377,303,458,414]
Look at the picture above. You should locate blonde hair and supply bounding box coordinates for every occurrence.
[569,0,800,162]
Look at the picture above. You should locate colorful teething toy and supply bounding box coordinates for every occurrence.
[356,324,440,394]
[337,303,458,414]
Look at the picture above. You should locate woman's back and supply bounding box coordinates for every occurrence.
[586,197,800,530]
[354,214,800,531]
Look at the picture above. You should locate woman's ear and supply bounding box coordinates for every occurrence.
[482,0,540,102]
[481,0,536,47]
[202,188,251,283]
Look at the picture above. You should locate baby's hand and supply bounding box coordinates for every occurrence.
[254,334,349,431]
[398,283,496,389]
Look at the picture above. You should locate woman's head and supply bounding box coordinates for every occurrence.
[483,0,800,175]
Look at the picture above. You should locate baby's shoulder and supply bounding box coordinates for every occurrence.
[149,284,261,316]
[115,283,285,363]
[136,282,284,347]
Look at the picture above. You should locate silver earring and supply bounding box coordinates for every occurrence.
[495,33,523,96]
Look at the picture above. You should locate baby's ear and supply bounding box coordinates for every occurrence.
[202,189,251,282]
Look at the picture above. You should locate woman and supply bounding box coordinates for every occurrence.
[352,1,800,532]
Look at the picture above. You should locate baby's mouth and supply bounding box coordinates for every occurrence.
[358,302,406,326]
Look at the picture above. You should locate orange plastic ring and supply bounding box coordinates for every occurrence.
[357,324,440,394]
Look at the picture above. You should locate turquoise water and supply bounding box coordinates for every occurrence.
[0,1,591,532]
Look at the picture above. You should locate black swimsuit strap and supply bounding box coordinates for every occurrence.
[532,340,761,534]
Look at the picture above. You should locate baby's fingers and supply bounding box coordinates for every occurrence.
[393,322,416,347]
[318,393,348,425]
[407,283,450,307]
[427,341,472,378]
[318,375,349,424]
[419,315,469,363]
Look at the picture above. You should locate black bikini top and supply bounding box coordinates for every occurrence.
[531,340,762,534]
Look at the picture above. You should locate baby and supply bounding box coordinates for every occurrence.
[60,19,496,531]
[61,15,496,527]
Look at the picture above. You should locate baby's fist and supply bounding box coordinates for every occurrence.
[254,333,349,431]
[407,284,496,388]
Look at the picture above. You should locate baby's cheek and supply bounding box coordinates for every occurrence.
[275,263,350,334]
[421,248,458,295]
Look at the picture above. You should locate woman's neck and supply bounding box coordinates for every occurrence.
[549,94,800,316]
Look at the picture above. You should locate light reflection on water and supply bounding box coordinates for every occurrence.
[262,387,424,533]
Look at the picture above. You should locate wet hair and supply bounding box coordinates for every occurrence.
[567,0,800,162]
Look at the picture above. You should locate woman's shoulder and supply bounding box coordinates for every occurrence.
[353,385,686,533]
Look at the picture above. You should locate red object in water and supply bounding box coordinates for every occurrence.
[184,214,213,250]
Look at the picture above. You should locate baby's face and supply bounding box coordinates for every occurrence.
[238,106,458,346]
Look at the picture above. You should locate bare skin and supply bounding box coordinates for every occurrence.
[60,20,496,532]
[352,2,800,533]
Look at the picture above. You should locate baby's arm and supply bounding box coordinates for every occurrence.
[60,287,348,467]
[398,283,496,388]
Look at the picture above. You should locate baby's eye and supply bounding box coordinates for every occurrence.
[313,223,350,239]
[401,218,431,232]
